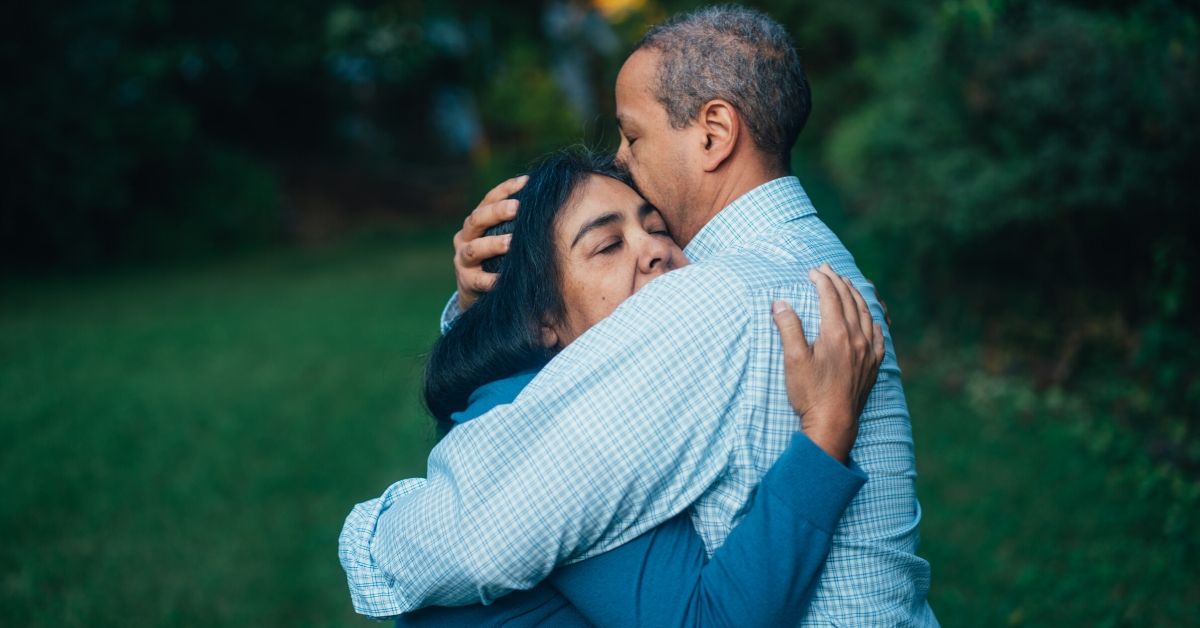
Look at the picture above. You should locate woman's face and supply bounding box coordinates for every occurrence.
[546,175,688,348]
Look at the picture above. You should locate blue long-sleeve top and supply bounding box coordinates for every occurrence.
[397,369,867,627]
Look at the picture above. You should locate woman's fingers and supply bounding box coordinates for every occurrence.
[826,270,857,334]
[772,300,811,366]
[817,265,859,349]
[873,323,885,363]
[809,266,846,340]
[841,275,874,341]
[817,265,874,355]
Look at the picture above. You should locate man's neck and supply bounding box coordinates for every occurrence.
[677,161,788,247]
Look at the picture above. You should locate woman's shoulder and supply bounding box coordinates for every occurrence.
[451,367,544,424]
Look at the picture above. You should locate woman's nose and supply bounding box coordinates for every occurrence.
[637,234,672,275]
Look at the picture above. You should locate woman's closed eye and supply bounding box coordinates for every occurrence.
[597,238,624,255]
[642,208,671,238]
[645,221,671,238]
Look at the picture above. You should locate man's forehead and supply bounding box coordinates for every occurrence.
[617,49,658,95]
[615,49,659,121]
[615,104,650,133]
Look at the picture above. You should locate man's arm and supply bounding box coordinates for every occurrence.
[367,437,864,627]
[358,263,754,614]
[339,479,426,619]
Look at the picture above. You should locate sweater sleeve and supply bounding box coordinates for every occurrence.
[548,432,867,627]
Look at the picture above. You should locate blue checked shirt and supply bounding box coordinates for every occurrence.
[340,176,937,626]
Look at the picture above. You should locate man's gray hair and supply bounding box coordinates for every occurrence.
[634,5,810,168]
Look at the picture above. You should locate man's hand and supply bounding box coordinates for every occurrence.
[453,175,528,310]
[772,264,885,463]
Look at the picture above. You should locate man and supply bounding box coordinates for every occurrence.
[341,6,936,625]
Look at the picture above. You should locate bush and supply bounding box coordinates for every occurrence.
[833,0,1197,281]
[826,0,1200,466]
[0,0,338,267]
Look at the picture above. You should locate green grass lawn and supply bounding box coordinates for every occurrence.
[2,230,1195,626]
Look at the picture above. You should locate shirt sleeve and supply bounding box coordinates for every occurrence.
[549,432,867,627]
[362,264,753,613]
[438,292,461,334]
[338,479,427,619]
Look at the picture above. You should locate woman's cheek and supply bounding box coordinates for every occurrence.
[594,276,625,314]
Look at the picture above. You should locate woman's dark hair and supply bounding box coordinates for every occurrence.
[423,150,632,435]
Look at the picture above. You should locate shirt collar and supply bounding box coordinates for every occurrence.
[683,176,816,262]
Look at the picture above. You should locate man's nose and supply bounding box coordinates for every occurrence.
[615,143,629,169]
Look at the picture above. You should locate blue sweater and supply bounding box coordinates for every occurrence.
[398,370,866,627]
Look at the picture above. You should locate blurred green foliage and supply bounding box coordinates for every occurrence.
[1,1,597,266]
[819,0,1200,474]
[828,0,1198,301]
[1,1,336,264]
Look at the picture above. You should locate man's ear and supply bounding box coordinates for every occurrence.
[697,99,739,172]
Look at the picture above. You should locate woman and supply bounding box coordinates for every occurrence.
[411,151,882,626]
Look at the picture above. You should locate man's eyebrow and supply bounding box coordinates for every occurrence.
[638,203,654,218]
[571,212,623,249]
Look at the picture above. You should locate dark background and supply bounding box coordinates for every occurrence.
[2,0,1197,625]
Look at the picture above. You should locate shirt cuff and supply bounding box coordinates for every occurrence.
[338,481,425,619]
[760,432,868,534]
[439,292,463,335]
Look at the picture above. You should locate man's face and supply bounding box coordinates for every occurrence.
[614,49,698,242]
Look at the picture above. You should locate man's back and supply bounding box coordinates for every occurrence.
[681,176,932,624]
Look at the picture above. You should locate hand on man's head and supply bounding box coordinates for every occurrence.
[453,175,527,310]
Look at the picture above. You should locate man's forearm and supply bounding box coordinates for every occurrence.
[356,265,750,612]
[339,479,429,618]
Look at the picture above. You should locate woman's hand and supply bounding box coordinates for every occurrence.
[771,264,885,464]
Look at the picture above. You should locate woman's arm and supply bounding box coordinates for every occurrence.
[549,432,865,627]
[392,433,865,628]
[549,266,884,627]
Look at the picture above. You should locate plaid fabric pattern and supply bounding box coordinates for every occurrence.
[340,177,936,625]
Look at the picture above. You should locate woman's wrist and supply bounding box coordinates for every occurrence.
[801,412,856,464]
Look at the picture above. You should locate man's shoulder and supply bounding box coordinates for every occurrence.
[712,216,855,292]
[697,239,810,297]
